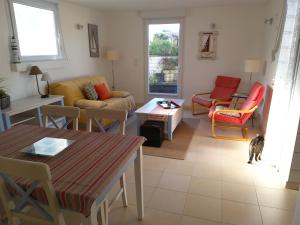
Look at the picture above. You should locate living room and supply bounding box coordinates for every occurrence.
[0,0,300,225]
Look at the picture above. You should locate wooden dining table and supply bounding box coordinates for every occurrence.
[0,124,145,224]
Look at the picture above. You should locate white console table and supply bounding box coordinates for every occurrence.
[0,95,64,131]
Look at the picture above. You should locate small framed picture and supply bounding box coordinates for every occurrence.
[88,24,100,57]
[198,31,218,60]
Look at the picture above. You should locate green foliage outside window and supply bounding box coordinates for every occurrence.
[149,32,179,56]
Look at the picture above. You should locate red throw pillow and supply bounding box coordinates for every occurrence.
[94,83,112,100]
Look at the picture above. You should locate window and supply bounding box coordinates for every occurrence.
[145,19,183,98]
[8,0,64,61]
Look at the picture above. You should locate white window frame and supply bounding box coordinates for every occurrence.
[144,18,184,100]
[7,0,65,62]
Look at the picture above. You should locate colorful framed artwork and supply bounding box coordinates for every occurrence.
[88,24,99,58]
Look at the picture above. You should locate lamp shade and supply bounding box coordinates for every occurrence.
[29,66,43,75]
[41,73,50,82]
[245,60,261,73]
[106,50,120,61]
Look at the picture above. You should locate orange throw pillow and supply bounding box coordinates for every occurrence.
[94,83,112,100]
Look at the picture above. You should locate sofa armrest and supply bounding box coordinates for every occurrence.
[111,91,131,98]
[75,99,107,109]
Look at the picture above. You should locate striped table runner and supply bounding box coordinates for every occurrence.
[0,125,145,217]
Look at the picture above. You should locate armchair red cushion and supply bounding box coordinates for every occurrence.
[209,82,265,126]
[192,75,241,109]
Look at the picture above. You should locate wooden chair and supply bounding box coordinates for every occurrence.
[192,75,241,115]
[86,108,128,215]
[208,82,265,141]
[41,105,80,130]
[0,156,66,225]
[0,156,109,225]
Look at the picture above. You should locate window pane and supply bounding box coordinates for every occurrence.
[148,23,180,95]
[13,3,58,57]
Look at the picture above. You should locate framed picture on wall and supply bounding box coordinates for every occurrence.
[198,31,218,60]
[88,24,99,57]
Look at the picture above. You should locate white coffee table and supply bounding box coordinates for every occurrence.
[135,98,185,141]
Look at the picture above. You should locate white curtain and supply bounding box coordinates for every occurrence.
[264,0,300,178]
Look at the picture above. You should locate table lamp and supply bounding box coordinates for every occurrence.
[41,72,50,98]
[106,50,120,90]
[245,59,261,91]
[29,66,49,98]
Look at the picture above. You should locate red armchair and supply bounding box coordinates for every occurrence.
[192,75,241,115]
[209,82,265,141]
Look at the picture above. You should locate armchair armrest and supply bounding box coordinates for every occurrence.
[193,92,211,97]
[111,91,131,98]
[213,106,258,119]
[75,99,107,109]
[193,93,233,103]
[213,101,245,106]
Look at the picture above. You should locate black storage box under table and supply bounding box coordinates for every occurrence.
[140,120,164,147]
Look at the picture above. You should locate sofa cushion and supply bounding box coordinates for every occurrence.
[75,99,107,109]
[50,75,111,106]
[111,91,130,98]
[82,82,98,100]
[95,83,112,100]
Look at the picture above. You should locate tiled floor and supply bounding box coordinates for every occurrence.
[108,111,298,225]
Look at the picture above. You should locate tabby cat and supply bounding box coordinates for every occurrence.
[248,135,264,164]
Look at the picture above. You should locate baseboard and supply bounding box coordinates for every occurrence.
[286,181,300,190]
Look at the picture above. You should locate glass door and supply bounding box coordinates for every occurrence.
[145,20,183,98]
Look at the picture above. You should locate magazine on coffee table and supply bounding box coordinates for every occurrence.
[157,100,181,109]
[21,137,75,157]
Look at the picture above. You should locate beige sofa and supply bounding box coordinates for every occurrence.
[49,75,136,126]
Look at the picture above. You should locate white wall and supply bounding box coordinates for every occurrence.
[259,0,284,88]
[104,4,265,105]
[0,0,110,100]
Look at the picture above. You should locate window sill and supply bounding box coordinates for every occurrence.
[10,60,68,72]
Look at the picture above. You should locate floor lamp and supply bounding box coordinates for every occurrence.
[245,59,261,91]
[106,50,120,90]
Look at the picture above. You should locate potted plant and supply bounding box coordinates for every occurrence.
[0,78,10,110]
[159,57,178,83]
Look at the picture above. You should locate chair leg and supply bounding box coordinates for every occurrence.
[211,119,217,138]
[211,121,250,141]
[241,127,248,139]
[98,199,108,225]
[120,174,128,207]
[192,103,209,115]
[192,102,196,115]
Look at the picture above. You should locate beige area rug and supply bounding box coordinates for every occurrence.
[126,117,200,160]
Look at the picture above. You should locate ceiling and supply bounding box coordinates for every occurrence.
[65,0,267,11]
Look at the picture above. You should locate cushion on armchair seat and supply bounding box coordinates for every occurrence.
[209,106,242,125]
[192,95,213,108]
[75,99,107,109]
[215,106,241,118]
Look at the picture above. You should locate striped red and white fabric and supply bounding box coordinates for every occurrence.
[0,125,145,217]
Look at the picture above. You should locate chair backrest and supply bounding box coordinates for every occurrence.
[86,108,128,135]
[240,82,265,123]
[210,75,241,100]
[42,105,80,131]
[0,157,65,225]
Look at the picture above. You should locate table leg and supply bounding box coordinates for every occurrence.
[134,146,144,220]
[37,107,43,127]
[59,98,67,126]
[136,115,141,136]
[3,114,11,129]
[82,200,108,225]
[0,112,4,132]
[167,116,172,141]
